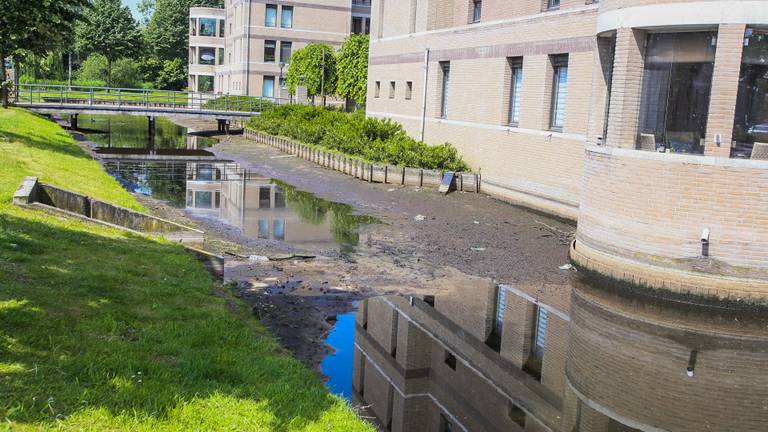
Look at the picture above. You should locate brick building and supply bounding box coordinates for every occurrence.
[352,282,768,431]
[366,0,768,299]
[189,0,371,98]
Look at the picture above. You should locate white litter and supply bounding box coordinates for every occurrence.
[558,263,573,270]
[414,214,426,221]
[471,247,486,251]
[248,255,270,262]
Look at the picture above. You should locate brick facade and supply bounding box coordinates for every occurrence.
[368,0,768,297]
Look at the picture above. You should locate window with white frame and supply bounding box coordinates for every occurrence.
[265,4,277,27]
[549,54,568,131]
[508,57,523,126]
[440,62,450,118]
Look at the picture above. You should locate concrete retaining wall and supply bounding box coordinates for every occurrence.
[244,128,481,192]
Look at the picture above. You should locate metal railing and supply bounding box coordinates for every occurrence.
[12,84,291,114]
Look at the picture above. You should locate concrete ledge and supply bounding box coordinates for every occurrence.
[482,180,579,221]
[570,239,768,302]
[12,176,40,205]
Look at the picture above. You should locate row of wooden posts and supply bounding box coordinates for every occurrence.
[244,129,481,193]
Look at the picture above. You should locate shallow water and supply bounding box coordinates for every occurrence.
[320,311,357,400]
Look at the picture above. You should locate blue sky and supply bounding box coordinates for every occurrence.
[122,0,142,20]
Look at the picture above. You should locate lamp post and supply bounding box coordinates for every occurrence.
[279,61,285,101]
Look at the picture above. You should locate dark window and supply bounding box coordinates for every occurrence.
[265,4,277,27]
[199,18,216,36]
[281,6,293,28]
[280,41,292,63]
[390,312,399,358]
[471,0,481,23]
[508,57,523,126]
[423,295,435,307]
[365,18,371,35]
[523,305,548,380]
[405,81,413,100]
[259,186,271,207]
[218,19,225,37]
[199,47,216,65]
[273,220,285,240]
[217,48,224,65]
[733,28,768,158]
[197,75,213,92]
[508,402,526,428]
[352,16,363,34]
[549,54,569,131]
[374,81,381,98]
[547,0,560,9]
[444,351,456,370]
[264,40,276,62]
[486,286,505,351]
[190,18,197,36]
[638,31,716,154]
[389,81,396,99]
[440,62,450,118]
[194,191,212,208]
[274,188,285,208]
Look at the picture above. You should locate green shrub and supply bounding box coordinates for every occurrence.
[248,105,469,171]
[19,76,107,87]
[76,54,109,83]
[111,58,143,88]
[203,95,278,112]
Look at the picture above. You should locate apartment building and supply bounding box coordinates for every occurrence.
[353,283,768,431]
[189,0,371,98]
[367,1,768,300]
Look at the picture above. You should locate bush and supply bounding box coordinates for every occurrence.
[111,58,143,88]
[204,95,278,112]
[19,76,107,87]
[248,105,468,171]
[76,54,109,83]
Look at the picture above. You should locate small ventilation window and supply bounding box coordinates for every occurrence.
[444,351,457,370]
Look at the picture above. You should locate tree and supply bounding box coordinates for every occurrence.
[111,58,143,88]
[77,54,109,84]
[138,0,156,26]
[155,58,188,90]
[76,0,142,86]
[286,43,337,106]
[0,0,88,107]
[336,35,369,107]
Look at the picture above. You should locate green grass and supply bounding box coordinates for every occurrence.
[0,108,373,431]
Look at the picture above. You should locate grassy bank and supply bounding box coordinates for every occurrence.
[248,105,468,171]
[0,108,373,431]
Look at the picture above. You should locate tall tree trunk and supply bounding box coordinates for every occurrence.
[1,47,8,109]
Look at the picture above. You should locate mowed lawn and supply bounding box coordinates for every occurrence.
[0,108,373,431]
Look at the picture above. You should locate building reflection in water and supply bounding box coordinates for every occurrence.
[352,278,768,431]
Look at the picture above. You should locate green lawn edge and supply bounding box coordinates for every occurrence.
[0,108,373,431]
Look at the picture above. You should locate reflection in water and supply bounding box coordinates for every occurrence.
[78,114,217,150]
[350,280,768,431]
[103,160,374,251]
[321,311,357,400]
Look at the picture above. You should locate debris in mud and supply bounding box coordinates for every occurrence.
[249,255,270,262]
[470,247,486,251]
[414,214,426,221]
[559,263,573,270]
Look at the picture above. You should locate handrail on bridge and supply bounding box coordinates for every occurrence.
[11,84,290,114]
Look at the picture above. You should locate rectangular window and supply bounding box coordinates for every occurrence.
[352,16,363,34]
[199,47,216,65]
[471,0,482,23]
[638,32,716,154]
[281,6,293,28]
[733,29,768,158]
[217,48,224,65]
[440,62,450,118]
[194,191,212,208]
[547,0,560,9]
[523,305,548,380]
[218,19,225,37]
[508,58,523,126]
[190,18,197,36]
[259,186,271,207]
[197,75,214,92]
[199,18,216,36]
[264,40,276,62]
[189,47,196,64]
[486,286,505,351]
[549,55,568,130]
[263,76,275,98]
[365,17,370,35]
[258,219,269,239]
[274,188,285,207]
[273,220,285,240]
[374,81,380,98]
[508,402,526,428]
[405,81,413,100]
[440,414,454,432]
[280,41,292,63]
[265,4,277,27]
[389,81,395,98]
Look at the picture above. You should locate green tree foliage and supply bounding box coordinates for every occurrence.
[111,58,143,88]
[75,0,142,86]
[249,105,468,171]
[142,0,222,88]
[0,0,88,106]
[335,35,369,105]
[155,58,188,90]
[286,43,337,104]
[76,54,109,82]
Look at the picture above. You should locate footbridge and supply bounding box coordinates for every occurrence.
[11,84,282,131]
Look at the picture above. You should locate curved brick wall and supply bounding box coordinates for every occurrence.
[566,286,768,432]
[574,146,768,299]
[597,0,768,33]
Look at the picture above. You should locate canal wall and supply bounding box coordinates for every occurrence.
[243,128,481,193]
[13,176,223,280]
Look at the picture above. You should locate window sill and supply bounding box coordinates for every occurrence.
[549,126,563,133]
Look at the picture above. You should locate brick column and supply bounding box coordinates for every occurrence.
[605,28,645,149]
[704,24,746,157]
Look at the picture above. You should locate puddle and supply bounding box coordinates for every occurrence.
[79,115,375,252]
[320,309,357,401]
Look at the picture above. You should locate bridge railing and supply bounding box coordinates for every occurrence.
[13,84,290,113]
